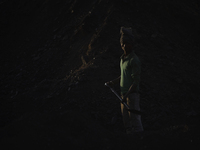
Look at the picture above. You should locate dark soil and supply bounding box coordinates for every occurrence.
[1,0,200,149]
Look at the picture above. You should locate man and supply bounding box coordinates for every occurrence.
[106,27,143,134]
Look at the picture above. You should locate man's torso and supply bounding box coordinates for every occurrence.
[120,51,141,94]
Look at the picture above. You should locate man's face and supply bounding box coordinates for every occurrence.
[121,42,132,52]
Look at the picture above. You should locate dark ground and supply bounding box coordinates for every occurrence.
[1,0,200,149]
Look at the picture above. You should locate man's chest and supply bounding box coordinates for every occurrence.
[120,58,131,70]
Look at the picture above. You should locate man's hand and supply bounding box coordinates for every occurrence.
[105,81,114,87]
[121,95,127,103]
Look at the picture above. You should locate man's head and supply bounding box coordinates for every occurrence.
[120,27,134,53]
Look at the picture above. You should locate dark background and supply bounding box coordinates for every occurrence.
[1,0,200,149]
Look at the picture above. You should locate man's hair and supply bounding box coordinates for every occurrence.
[120,27,134,45]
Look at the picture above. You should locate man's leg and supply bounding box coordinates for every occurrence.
[121,96,131,132]
[127,93,144,132]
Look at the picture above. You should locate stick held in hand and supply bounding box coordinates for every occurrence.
[105,83,143,115]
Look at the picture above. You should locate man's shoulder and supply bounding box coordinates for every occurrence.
[131,53,140,61]
[130,54,141,67]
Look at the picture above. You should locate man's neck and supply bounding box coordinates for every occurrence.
[124,50,132,57]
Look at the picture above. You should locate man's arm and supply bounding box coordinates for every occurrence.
[122,83,137,100]
[106,76,121,86]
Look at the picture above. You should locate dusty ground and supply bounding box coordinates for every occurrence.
[1,0,200,149]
